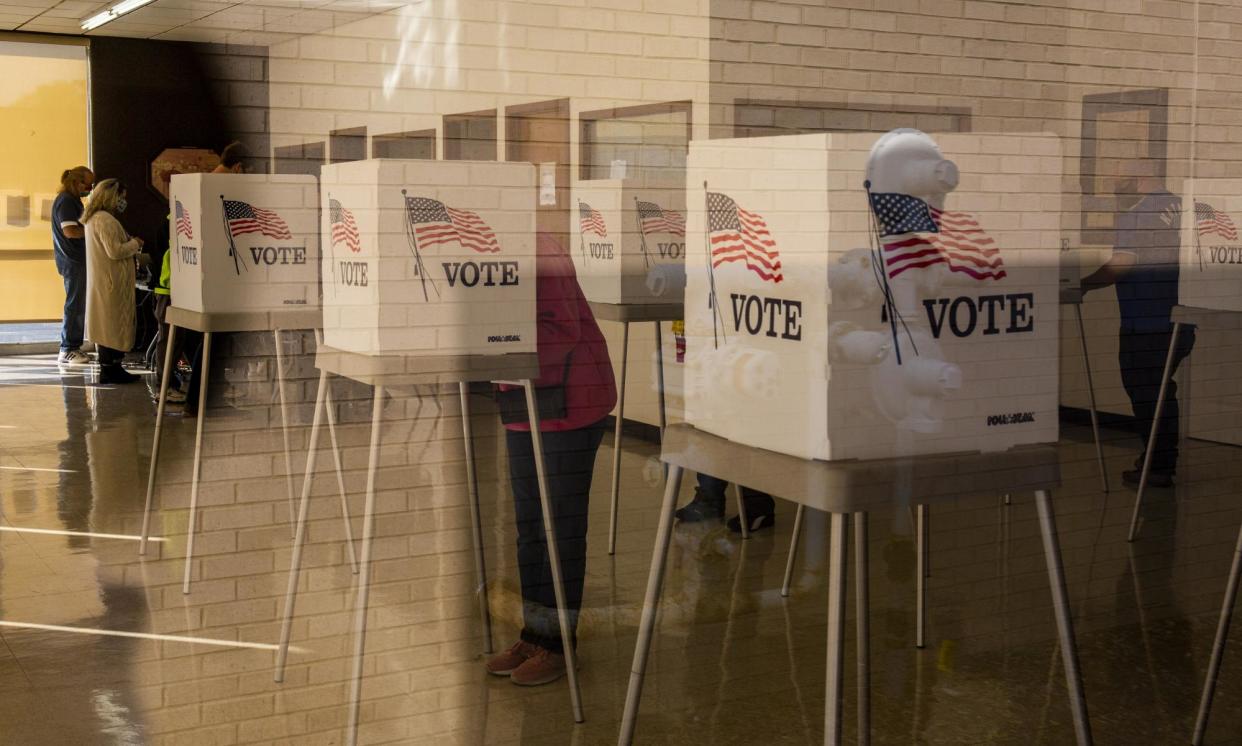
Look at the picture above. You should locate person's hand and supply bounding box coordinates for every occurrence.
[135,236,145,248]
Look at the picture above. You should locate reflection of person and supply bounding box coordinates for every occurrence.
[82,179,148,384]
[52,166,95,365]
[1082,166,1194,487]
[486,234,617,687]
[213,141,246,174]
[675,474,776,534]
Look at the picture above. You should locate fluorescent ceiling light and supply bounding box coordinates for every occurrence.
[81,0,158,31]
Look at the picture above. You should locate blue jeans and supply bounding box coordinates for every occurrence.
[60,263,86,352]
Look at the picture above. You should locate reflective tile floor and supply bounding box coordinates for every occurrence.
[0,352,1240,745]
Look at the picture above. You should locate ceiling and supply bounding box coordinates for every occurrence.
[0,0,405,44]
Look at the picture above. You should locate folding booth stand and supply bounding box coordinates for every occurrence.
[138,308,355,595]
[269,345,587,739]
[619,423,1090,746]
[587,301,682,555]
[1122,304,1242,745]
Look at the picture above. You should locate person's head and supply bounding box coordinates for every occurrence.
[81,178,128,224]
[214,142,246,174]
[59,166,94,198]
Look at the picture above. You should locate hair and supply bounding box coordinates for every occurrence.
[81,178,127,224]
[219,141,246,169]
[58,166,93,195]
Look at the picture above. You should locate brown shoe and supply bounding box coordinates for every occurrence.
[510,647,567,686]
[485,640,540,676]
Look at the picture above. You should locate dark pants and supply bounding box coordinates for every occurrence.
[60,264,86,352]
[697,473,776,515]
[506,420,605,653]
[97,345,125,369]
[1119,325,1196,475]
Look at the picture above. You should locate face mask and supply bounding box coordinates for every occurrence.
[116,198,127,213]
[80,189,91,198]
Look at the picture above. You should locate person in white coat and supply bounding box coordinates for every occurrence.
[82,179,148,384]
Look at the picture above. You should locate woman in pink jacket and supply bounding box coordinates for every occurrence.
[486,233,617,686]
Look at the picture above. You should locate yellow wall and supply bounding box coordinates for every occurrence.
[0,41,88,321]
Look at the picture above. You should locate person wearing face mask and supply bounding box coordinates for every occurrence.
[52,166,95,365]
[82,179,149,384]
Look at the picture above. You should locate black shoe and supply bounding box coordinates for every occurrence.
[1122,469,1173,488]
[675,489,725,523]
[728,510,775,534]
[100,366,139,384]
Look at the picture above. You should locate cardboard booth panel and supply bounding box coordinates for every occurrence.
[1181,179,1242,313]
[169,173,320,314]
[321,159,537,356]
[684,131,1063,462]
[571,180,687,305]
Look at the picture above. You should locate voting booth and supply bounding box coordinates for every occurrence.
[683,130,1063,462]
[570,179,687,305]
[168,174,320,313]
[319,159,537,356]
[1181,179,1242,312]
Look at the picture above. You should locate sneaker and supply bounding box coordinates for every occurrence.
[1122,469,1173,489]
[99,367,139,385]
[674,489,725,523]
[509,647,567,686]
[728,510,775,534]
[485,640,540,676]
[164,389,187,404]
[57,350,89,365]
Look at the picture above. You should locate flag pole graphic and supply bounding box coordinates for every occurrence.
[219,195,246,276]
[326,193,337,297]
[863,182,905,365]
[577,200,589,266]
[401,190,440,303]
[634,197,651,270]
[703,181,727,349]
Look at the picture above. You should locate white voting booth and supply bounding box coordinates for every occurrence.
[1180,178,1242,312]
[683,130,1064,462]
[319,159,537,356]
[168,173,320,312]
[570,180,687,305]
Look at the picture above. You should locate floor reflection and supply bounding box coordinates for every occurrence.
[0,352,1240,744]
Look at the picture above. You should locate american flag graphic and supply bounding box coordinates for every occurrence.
[174,200,193,240]
[636,200,685,237]
[329,199,361,253]
[706,192,782,283]
[869,192,1005,281]
[406,197,499,253]
[580,202,607,238]
[1196,201,1238,240]
[222,199,292,240]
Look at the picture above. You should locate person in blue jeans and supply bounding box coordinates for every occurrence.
[1083,162,1194,488]
[676,473,776,533]
[51,167,94,365]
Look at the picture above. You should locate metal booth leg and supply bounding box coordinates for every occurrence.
[273,328,297,533]
[1192,523,1242,745]
[140,323,178,555]
[618,463,685,745]
[916,503,927,649]
[181,331,213,594]
[1128,322,1183,542]
[275,367,330,681]
[1034,489,1092,745]
[655,322,668,479]
[824,512,849,746]
[324,381,357,573]
[345,385,385,746]
[855,511,871,746]
[735,482,750,540]
[781,504,806,597]
[459,381,493,655]
[609,321,630,556]
[523,380,585,723]
[1075,304,1110,494]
